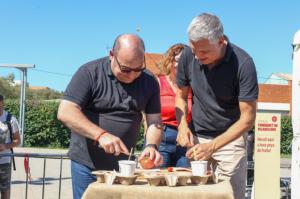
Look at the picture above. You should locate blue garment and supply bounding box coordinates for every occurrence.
[71,160,96,199]
[158,126,190,168]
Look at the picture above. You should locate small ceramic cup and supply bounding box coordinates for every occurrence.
[118,160,136,177]
[190,160,208,176]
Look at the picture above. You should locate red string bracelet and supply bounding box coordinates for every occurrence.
[93,131,107,146]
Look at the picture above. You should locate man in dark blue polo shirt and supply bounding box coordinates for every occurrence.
[57,34,163,199]
[176,13,258,199]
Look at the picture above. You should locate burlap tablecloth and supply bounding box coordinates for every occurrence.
[82,180,234,199]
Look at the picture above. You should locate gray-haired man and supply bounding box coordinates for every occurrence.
[175,13,258,199]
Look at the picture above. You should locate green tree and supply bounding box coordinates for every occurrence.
[4,73,15,83]
[1,74,63,100]
[281,116,293,154]
[0,77,18,98]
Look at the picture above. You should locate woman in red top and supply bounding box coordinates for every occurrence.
[158,44,192,168]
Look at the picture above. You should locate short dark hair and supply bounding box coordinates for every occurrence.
[0,94,3,101]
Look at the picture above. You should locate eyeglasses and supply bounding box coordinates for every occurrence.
[114,55,146,73]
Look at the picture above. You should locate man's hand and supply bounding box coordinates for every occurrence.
[98,133,129,156]
[177,125,194,147]
[0,144,7,152]
[138,146,163,167]
[186,141,216,161]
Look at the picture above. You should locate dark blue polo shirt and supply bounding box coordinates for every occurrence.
[177,43,258,138]
[64,56,161,170]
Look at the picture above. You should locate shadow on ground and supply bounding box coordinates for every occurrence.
[12,177,71,185]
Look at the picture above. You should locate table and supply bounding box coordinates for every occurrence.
[82,180,234,199]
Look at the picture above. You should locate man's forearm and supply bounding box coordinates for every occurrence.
[57,101,105,140]
[213,101,257,151]
[145,113,163,147]
[213,118,254,151]
[145,124,163,146]
[175,95,189,128]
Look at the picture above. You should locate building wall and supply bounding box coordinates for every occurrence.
[145,53,164,76]
[258,83,292,115]
[258,84,291,103]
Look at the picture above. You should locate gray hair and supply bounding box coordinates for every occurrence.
[187,13,224,43]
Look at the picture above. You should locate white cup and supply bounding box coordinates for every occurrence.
[118,160,136,176]
[191,161,207,176]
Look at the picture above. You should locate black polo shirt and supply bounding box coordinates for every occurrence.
[64,56,161,170]
[177,43,258,138]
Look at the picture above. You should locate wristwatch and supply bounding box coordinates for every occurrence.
[146,144,158,150]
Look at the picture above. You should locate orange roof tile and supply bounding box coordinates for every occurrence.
[145,53,164,76]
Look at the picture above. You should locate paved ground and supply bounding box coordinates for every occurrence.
[280,158,291,178]
[10,147,291,199]
[11,148,71,199]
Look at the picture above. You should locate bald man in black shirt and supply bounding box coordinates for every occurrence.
[58,34,163,199]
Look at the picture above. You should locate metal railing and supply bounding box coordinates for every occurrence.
[0,152,69,199]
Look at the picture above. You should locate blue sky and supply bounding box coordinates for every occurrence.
[0,0,299,92]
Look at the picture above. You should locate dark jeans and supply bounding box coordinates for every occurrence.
[158,126,190,168]
[71,160,96,199]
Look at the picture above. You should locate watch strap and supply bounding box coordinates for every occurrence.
[146,143,158,150]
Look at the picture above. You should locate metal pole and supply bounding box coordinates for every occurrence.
[291,29,300,199]
[25,156,29,199]
[22,68,27,145]
[58,155,63,199]
[18,68,27,146]
[42,157,47,199]
[18,68,24,145]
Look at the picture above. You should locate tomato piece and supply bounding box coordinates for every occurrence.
[139,157,155,169]
[167,167,173,172]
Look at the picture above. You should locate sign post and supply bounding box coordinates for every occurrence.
[254,113,281,199]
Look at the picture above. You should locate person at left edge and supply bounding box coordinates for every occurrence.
[57,34,163,199]
[0,94,21,199]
